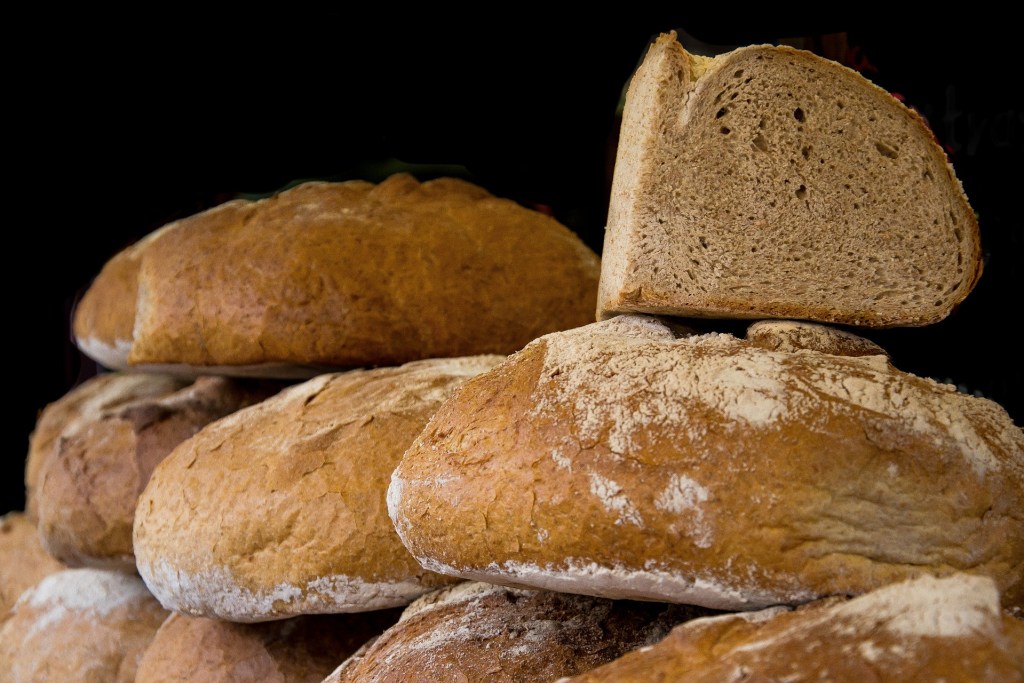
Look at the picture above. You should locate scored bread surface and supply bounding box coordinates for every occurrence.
[598,32,982,327]
[134,356,504,622]
[389,315,1023,610]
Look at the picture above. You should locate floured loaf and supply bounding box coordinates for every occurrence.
[0,512,64,614]
[134,356,504,622]
[389,316,1023,610]
[324,581,712,683]
[74,173,601,378]
[558,574,1024,682]
[0,568,168,683]
[598,32,982,327]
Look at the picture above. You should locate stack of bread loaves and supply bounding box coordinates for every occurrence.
[4,31,1021,682]
[2,172,612,680]
[384,31,1023,680]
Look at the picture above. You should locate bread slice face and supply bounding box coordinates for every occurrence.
[599,32,982,327]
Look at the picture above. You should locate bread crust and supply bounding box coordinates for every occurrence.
[135,610,401,683]
[559,574,1024,682]
[0,512,64,614]
[30,373,280,570]
[598,32,982,327]
[389,316,1024,610]
[134,356,504,622]
[0,568,168,683]
[74,173,600,376]
[326,581,713,683]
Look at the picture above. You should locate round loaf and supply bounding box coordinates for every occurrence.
[73,173,600,378]
[0,512,64,614]
[558,574,1024,682]
[26,371,188,520]
[0,568,169,683]
[324,581,712,683]
[31,373,280,570]
[135,609,402,683]
[389,315,1024,610]
[134,356,504,622]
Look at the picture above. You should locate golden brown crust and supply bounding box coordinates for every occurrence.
[560,574,1024,683]
[75,173,600,376]
[0,512,64,614]
[328,581,713,683]
[135,609,402,683]
[31,374,281,570]
[134,356,504,622]
[389,316,1024,611]
[0,568,169,683]
[26,372,189,521]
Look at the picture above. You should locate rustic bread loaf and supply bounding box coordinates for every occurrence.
[598,31,982,327]
[30,373,280,570]
[73,173,600,378]
[558,574,1024,682]
[25,371,188,520]
[134,356,504,622]
[389,315,1023,611]
[135,609,402,683]
[0,511,64,614]
[0,568,168,683]
[323,581,712,683]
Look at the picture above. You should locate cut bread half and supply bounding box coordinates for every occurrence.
[598,31,982,327]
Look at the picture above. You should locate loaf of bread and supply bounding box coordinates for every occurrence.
[74,173,601,378]
[0,568,169,683]
[598,31,982,327]
[324,581,713,683]
[29,372,280,570]
[0,511,64,614]
[134,356,504,622]
[389,315,1023,610]
[135,609,402,683]
[25,371,189,520]
[558,573,1024,682]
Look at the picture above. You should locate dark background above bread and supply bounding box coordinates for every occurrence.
[7,15,1020,513]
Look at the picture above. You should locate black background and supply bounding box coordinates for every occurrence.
[7,15,1021,514]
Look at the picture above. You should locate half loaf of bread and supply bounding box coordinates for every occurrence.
[74,173,601,378]
[389,316,1023,610]
[134,356,504,622]
[558,573,1024,682]
[598,32,982,327]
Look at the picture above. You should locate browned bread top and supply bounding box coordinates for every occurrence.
[0,512,64,614]
[559,574,1024,682]
[389,315,1023,610]
[74,173,600,378]
[598,32,982,327]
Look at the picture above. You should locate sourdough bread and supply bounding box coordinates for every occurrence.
[388,315,1023,610]
[324,581,712,683]
[558,574,1024,682]
[134,356,504,622]
[0,512,64,614]
[0,568,168,683]
[30,373,280,570]
[598,32,982,327]
[74,173,600,378]
[136,610,402,683]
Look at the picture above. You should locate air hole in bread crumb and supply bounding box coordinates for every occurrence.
[729,92,738,100]
[714,91,724,104]
[795,185,807,199]
[676,69,684,81]
[949,210,959,225]
[923,169,933,181]
[720,126,731,135]
[752,134,768,151]
[875,141,899,159]
[794,107,805,122]
[854,203,860,209]
[758,117,766,129]
[954,228,962,241]
[734,69,744,78]
[699,236,709,248]
[716,107,729,118]
[801,146,811,159]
